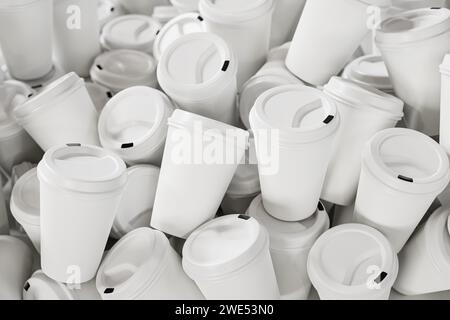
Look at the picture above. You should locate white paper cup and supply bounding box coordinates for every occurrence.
[308,224,398,300]
[98,0,125,28]
[376,8,450,136]
[116,0,169,15]
[248,196,329,300]
[111,165,160,239]
[270,0,305,48]
[85,82,113,113]
[183,214,280,300]
[170,0,199,12]
[90,49,158,93]
[38,144,127,283]
[97,228,204,300]
[23,270,100,300]
[321,77,404,206]
[440,54,450,155]
[0,235,33,300]
[199,0,274,88]
[249,85,339,221]
[0,80,43,172]
[153,13,205,61]
[0,0,53,80]
[101,15,161,54]
[286,0,373,86]
[12,73,100,152]
[10,168,40,252]
[342,55,394,94]
[152,5,180,25]
[53,0,101,77]
[99,86,174,166]
[158,32,238,125]
[354,128,450,253]
[151,110,249,238]
[394,207,450,295]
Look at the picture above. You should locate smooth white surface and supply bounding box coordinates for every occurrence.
[152,6,179,25]
[270,0,305,48]
[98,0,125,28]
[440,54,450,155]
[116,0,170,15]
[170,0,199,12]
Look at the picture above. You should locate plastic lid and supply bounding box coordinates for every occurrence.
[324,77,403,121]
[23,270,74,300]
[96,228,170,299]
[342,55,393,92]
[152,6,180,23]
[425,207,450,276]
[13,73,83,124]
[157,32,236,100]
[85,82,113,113]
[101,15,161,53]
[247,195,330,250]
[112,165,160,238]
[90,50,157,93]
[153,13,205,61]
[98,86,173,156]
[0,80,34,137]
[307,224,398,297]
[266,42,291,62]
[199,0,274,24]
[376,8,450,46]
[10,168,39,226]
[37,144,127,194]
[182,214,269,279]
[391,0,446,10]
[440,53,450,76]
[170,0,199,12]
[250,85,339,144]
[363,128,450,195]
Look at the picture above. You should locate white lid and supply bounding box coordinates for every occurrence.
[182,214,269,279]
[342,55,393,92]
[23,270,74,300]
[101,15,162,53]
[391,0,446,10]
[153,13,205,61]
[112,165,160,238]
[199,0,274,24]
[324,77,404,121]
[0,80,34,137]
[250,85,339,144]
[266,42,291,62]
[376,8,450,45]
[247,195,329,250]
[96,228,170,299]
[170,0,199,12]
[425,207,450,275]
[157,32,236,100]
[13,73,83,124]
[152,6,180,23]
[85,82,113,113]
[99,86,173,156]
[308,224,398,297]
[10,168,39,226]
[239,74,303,129]
[90,50,157,93]
[37,144,127,194]
[440,53,450,76]
[363,128,450,195]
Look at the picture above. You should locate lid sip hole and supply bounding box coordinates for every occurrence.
[238,214,250,220]
[27,93,33,98]
[375,271,388,284]
[24,282,30,291]
[110,7,115,12]
[317,202,324,211]
[106,91,113,98]
[430,7,441,9]
[323,115,334,124]
[104,288,114,294]
[197,16,204,21]
[31,84,42,89]
[398,175,414,183]
[66,143,81,147]
[156,30,160,36]
[121,142,134,149]
[221,60,230,72]
[97,65,103,70]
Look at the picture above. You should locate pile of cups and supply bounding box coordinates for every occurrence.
[1,0,450,301]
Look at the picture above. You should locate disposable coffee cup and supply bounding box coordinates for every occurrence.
[308,224,398,300]
[111,165,160,239]
[97,228,204,300]
[440,54,450,155]
[151,110,249,238]
[354,128,450,253]
[54,0,101,77]
[376,8,450,136]
[321,77,404,206]
[393,207,450,295]
[152,6,180,25]
[153,13,205,61]
[116,0,169,15]
[0,80,43,172]
[101,15,162,54]
[90,50,158,93]
[199,0,274,88]
[158,32,238,125]
[182,214,280,300]
[170,0,199,12]
[22,65,66,94]
[248,196,329,300]
[0,0,53,80]
[98,86,174,166]
[13,73,100,152]
[332,203,355,227]
[85,82,113,113]
[10,168,40,252]
[98,0,125,28]
[38,144,127,283]
[270,0,305,48]
[249,85,339,221]
[23,270,100,300]
[0,235,33,300]
[342,55,394,94]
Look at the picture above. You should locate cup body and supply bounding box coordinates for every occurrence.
[270,0,305,48]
